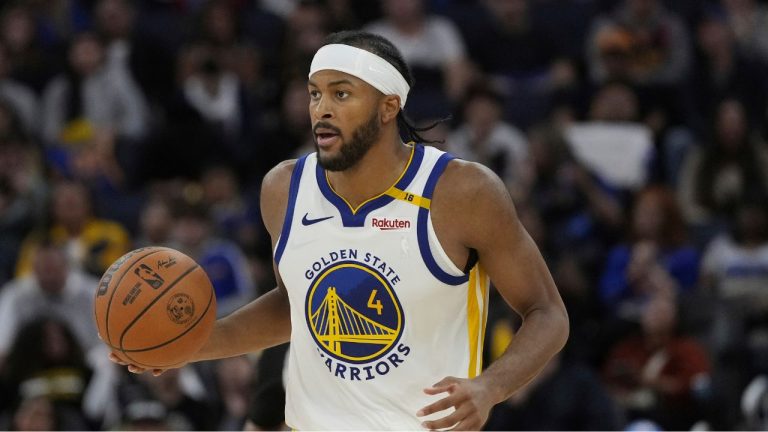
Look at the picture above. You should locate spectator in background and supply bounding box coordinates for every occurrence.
[178,2,274,182]
[0,395,59,431]
[1,318,92,430]
[449,0,575,127]
[485,353,623,430]
[677,98,768,233]
[447,84,530,201]
[589,80,642,123]
[590,23,637,84]
[527,122,624,255]
[0,243,100,361]
[118,399,171,431]
[0,131,46,286]
[118,367,216,431]
[172,199,256,317]
[366,0,473,118]
[722,0,768,63]
[246,378,287,431]
[176,44,255,172]
[134,197,174,248]
[213,355,255,430]
[603,295,712,431]
[94,0,175,111]
[282,1,331,79]
[701,201,768,375]
[685,8,768,140]
[41,32,149,147]
[587,0,690,86]
[453,0,560,80]
[324,0,368,31]
[36,19,149,214]
[195,0,243,49]
[600,186,699,322]
[0,318,93,430]
[201,165,263,254]
[262,77,314,172]
[0,42,38,136]
[0,4,56,94]
[15,180,131,278]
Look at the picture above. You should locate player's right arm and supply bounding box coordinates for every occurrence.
[111,160,296,374]
[192,160,296,361]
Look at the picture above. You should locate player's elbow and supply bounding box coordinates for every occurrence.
[543,280,571,353]
[550,303,570,353]
[522,299,569,355]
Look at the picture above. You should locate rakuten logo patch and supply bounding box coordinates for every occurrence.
[371,217,412,231]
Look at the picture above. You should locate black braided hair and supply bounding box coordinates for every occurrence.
[322,30,447,145]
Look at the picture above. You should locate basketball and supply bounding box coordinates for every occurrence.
[93,246,216,369]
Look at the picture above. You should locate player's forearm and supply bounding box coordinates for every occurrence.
[475,304,569,404]
[193,286,291,362]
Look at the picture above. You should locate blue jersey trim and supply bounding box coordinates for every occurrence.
[316,144,425,227]
[275,155,308,264]
[417,153,469,285]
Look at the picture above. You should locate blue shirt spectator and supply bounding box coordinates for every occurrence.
[599,186,700,320]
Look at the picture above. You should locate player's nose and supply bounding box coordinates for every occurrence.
[312,95,335,120]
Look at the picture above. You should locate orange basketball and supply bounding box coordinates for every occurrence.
[93,246,216,369]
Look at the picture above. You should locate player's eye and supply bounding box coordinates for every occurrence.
[336,91,349,99]
[309,90,320,99]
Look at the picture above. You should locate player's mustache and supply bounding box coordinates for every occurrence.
[313,122,342,135]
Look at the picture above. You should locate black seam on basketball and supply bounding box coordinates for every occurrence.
[119,264,199,364]
[122,279,214,356]
[102,248,165,347]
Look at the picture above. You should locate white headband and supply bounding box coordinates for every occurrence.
[309,44,410,108]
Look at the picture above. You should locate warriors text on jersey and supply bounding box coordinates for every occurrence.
[275,144,490,430]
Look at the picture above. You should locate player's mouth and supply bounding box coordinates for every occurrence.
[316,133,340,148]
[314,125,341,149]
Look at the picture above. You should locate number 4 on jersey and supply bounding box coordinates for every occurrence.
[367,290,383,315]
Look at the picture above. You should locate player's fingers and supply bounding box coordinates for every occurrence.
[127,364,147,374]
[417,394,457,417]
[421,405,470,431]
[448,418,482,432]
[423,382,456,395]
[430,376,459,388]
[152,369,165,376]
[108,352,127,365]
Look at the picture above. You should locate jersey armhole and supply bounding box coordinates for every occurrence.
[417,153,470,286]
[274,155,308,264]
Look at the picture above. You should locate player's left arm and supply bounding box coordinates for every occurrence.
[418,160,569,430]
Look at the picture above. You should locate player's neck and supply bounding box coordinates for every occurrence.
[326,133,411,209]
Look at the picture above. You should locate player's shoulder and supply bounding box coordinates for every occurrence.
[436,157,510,204]
[260,159,299,236]
[263,159,298,186]
[430,156,518,248]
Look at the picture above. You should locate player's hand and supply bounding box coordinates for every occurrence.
[417,376,495,430]
[108,352,166,376]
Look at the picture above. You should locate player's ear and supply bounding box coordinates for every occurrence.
[380,95,400,125]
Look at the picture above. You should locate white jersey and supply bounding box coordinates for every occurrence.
[275,144,490,430]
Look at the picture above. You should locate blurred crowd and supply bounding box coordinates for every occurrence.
[0,0,768,430]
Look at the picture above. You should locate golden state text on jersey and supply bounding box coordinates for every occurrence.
[304,253,411,380]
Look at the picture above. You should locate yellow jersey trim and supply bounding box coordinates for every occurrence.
[383,187,431,209]
[467,265,489,378]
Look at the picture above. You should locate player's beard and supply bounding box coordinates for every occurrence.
[316,110,380,172]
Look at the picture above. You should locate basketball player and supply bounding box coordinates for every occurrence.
[112,31,569,430]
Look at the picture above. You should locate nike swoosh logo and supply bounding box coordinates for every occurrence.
[302,213,334,226]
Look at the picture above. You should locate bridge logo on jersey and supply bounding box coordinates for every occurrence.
[305,261,404,364]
